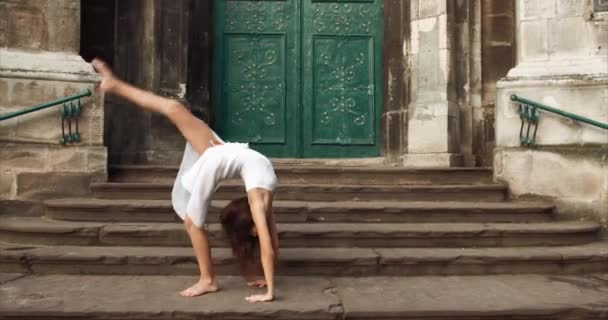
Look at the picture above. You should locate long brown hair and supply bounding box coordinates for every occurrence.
[220,197,257,267]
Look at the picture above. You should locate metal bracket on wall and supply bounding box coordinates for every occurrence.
[60,100,82,145]
[518,104,539,147]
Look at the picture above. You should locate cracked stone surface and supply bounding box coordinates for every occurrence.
[0,275,340,319]
[0,273,23,285]
[333,274,608,318]
[1,274,607,319]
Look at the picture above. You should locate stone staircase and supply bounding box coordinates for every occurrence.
[1,164,608,319]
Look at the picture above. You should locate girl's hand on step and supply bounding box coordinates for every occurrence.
[246,279,267,288]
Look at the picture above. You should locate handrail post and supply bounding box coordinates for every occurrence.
[511,94,608,130]
[0,89,91,122]
[0,89,92,145]
[511,94,608,148]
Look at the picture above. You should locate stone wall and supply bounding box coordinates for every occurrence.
[0,0,80,52]
[0,0,106,201]
[495,0,608,226]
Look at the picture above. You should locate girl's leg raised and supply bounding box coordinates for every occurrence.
[92,59,220,155]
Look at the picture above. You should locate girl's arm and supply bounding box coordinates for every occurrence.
[268,209,279,257]
[246,201,275,302]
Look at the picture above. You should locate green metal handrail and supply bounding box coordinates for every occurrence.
[0,89,92,145]
[511,94,608,147]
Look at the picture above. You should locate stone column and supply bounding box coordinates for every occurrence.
[0,0,106,201]
[402,0,464,167]
[495,0,608,225]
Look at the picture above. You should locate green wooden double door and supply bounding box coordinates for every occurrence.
[213,0,382,158]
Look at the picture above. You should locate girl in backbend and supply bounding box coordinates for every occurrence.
[92,59,279,303]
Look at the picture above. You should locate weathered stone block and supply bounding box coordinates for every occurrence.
[16,172,91,199]
[438,14,450,50]
[419,0,446,18]
[520,0,556,20]
[591,22,608,57]
[0,199,43,216]
[417,19,442,92]
[0,0,80,52]
[0,79,8,106]
[15,108,63,142]
[408,112,450,153]
[0,145,47,170]
[2,3,47,51]
[48,148,87,172]
[556,0,585,17]
[407,99,460,155]
[550,17,589,57]
[410,0,419,20]
[494,147,607,225]
[7,80,59,107]
[520,20,549,62]
[87,147,108,181]
[0,5,7,47]
[0,170,15,199]
[45,0,80,52]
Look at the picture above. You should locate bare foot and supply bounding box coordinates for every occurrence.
[91,58,117,92]
[245,292,274,303]
[179,279,220,297]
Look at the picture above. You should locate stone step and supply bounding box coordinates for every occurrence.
[91,182,509,202]
[3,273,608,320]
[109,164,495,185]
[0,217,599,248]
[44,198,555,223]
[2,242,607,276]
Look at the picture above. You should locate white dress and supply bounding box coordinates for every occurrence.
[171,140,277,228]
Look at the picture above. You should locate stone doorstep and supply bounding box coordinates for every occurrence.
[109,164,494,172]
[43,198,556,223]
[1,273,608,319]
[90,182,509,202]
[108,164,495,185]
[2,243,608,265]
[0,217,599,248]
[2,243,608,276]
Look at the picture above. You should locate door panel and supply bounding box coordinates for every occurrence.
[224,35,287,143]
[214,0,299,157]
[302,0,382,157]
[311,36,375,145]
